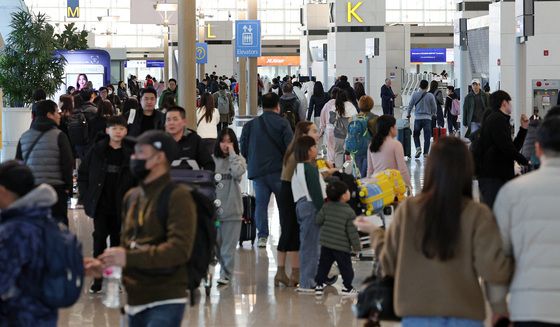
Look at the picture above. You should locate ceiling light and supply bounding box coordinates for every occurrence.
[155,3,178,12]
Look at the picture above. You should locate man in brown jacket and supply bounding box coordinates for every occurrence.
[101,130,196,326]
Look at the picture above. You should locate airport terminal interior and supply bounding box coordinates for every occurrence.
[0,0,559,326]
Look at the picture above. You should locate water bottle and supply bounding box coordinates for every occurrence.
[102,266,122,308]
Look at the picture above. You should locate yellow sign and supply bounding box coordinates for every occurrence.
[207,24,216,39]
[67,0,80,18]
[347,1,364,23]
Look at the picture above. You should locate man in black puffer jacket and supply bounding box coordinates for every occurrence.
[78,116,136,293]
[476,90,529,208]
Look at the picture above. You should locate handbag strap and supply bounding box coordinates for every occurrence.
[414,92,427,108]
[258,116,284,156]
[24,131,48,164]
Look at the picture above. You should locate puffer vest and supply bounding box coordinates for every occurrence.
[19,128,64,186]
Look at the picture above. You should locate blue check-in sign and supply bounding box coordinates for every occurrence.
[235,20,261,58]
[196,43,208,64]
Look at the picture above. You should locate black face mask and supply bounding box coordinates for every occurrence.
[130,159,150,180]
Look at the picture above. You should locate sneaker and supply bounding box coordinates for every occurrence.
[88,279,102,294]
[296,287,315,294]
[257,237,267,248]
[341,287,358,296]
[415,148,422,159]
[315,284,325,296]
[217,277,230,286]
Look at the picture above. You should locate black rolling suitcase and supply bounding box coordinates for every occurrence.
[239,194,256,247]
[397,119,412,158]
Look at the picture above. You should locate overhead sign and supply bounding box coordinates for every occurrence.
[410,48,446,63]
[67,0,80,18]
[196,42,208,64]
[257,56,300,67]
[235,20,261,58]
[347,1,364,23]
[207,23,216,39]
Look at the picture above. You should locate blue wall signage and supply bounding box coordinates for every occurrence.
[196,43,208,64]
[410,48,447,63]
[235,20,261,57]
[67,0,80,18]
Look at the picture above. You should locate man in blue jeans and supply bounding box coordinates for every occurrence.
[241,93,294,248]
[407,80,438,159]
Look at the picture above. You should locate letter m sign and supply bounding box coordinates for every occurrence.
[67,0,80,18]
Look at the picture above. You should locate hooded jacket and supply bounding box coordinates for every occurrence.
[0,184,59,326]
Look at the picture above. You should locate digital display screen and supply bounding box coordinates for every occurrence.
[411,48,447,63]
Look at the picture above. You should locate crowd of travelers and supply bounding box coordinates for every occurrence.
[1,71,559,327]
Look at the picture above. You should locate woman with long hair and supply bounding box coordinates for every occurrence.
[117,81,128,101]
[212,128,246,286]
[308,82,330,125]
[274,121,321,287]
[331,90,358,167]
[76,74,88,91]
[58,94,74,139]
[356,137,512,327]
[196,93,220,155]
[367,115,411,188]
[89,100,114,141]
[319,87,340,163]
[354,81,366,101]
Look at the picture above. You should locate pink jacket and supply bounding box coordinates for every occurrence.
[367,137,412,189]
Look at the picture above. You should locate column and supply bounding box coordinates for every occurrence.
[163,25,169,83]
[239,58,247,116]
[247,0,258,115]
[178,0,197,130]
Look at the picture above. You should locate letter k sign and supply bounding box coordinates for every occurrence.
[347,1,364,23]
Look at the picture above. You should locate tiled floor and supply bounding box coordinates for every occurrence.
[57,158,427,327]
[58,108,433,326]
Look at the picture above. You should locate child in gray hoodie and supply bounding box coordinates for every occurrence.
[212,128,247,286]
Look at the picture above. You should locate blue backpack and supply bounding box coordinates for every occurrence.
[345,116,371,156]
[22,216,85,308]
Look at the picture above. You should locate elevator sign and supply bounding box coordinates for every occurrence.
[235,20,261,58]
[67,0,79,18]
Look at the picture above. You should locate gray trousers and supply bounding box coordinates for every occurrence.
[218,220,243,279]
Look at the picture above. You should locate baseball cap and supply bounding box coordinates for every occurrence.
[471,79,481,85]
[0,161,35,197]
[128,130,178,164]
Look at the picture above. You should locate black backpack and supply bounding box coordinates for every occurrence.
[67,111,89,146]
[279,98,300,131]
[156,182,217,306]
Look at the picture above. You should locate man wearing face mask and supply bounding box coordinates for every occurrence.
[99,130,197,326]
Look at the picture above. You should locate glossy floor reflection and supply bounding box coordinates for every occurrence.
[58,114,428,326]
[58,166,429,327]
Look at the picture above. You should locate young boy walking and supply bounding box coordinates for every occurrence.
[78,115,135,293]
[314,180,361,296]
